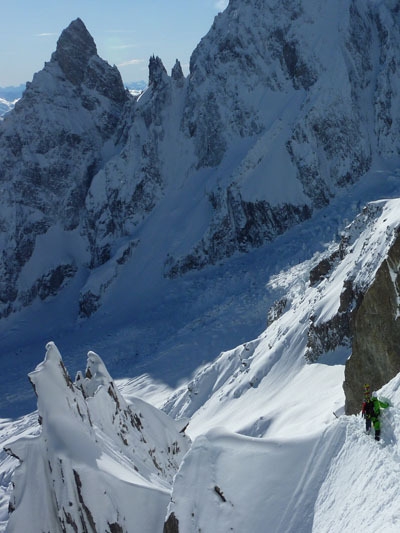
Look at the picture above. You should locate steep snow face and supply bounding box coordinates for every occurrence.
[164,424,348,533]
[164,374,400,533]
[161,199,400,533]
[4,343,189,533]
[163,198,400,436]
[159,0,400,274]
[312,374,400,533]
[61,0,400,310]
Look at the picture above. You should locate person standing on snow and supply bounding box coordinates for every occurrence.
[362,384,374,434]
[362,386,389,441]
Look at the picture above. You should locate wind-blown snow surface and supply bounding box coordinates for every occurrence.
[165,377,400,533]
[3,199,400,531]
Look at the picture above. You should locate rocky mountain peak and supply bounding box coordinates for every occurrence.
[171,59,184,84]
[148,55,169,88]
[51,17,97,85]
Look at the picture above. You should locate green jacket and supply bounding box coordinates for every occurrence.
[372,397,389,414]
[371,397,389,429]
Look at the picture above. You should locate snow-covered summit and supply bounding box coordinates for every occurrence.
[0,18,129,321]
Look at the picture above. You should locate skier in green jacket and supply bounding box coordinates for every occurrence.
[369,393,389,441]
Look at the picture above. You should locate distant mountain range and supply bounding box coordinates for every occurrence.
[0,85,24,101]
[0,81,146,117]
[0,85,24,117]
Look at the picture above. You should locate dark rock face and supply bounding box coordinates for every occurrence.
[51,18,97,86]
[305,276,363,363]
[165,187,312,278]
[149,55,169,88]
[163,513,179,533]
[344,231,400,414]
[305,239,363,363]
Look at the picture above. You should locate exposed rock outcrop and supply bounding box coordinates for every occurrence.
[344,229,400,414]
[163,512,180,533]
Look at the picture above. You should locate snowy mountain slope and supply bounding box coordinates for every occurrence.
[2,162,400,421]
[163,198,400,431]
[1,0,400,420]
[3,342,189,533]
[0,413,38,533]
[2,0,400,330]
[0,18,129,321]
[3,3,400,529]
[164,424,347,533]
[160,198,400,532]
[164,374,400,533]
[3,198,400,532]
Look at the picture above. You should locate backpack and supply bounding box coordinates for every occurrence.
[364,400,375,418]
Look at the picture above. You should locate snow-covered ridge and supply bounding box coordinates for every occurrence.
[164,373,400,533]
[4,343,189,533]
[160,198,400,532]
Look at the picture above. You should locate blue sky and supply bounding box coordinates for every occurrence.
[0,0,229,87]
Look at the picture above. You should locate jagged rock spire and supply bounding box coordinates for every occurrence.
[148,55,169,88]
[171,59,184,84]
[51,18,97,85]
